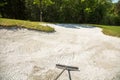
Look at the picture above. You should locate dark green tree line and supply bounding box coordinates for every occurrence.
[0,0,26,19]
[0,0,120,25]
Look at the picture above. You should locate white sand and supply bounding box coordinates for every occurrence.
[0,24,120,80]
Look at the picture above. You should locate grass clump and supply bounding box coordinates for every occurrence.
[0,18,55,32]
[90,24,120,37]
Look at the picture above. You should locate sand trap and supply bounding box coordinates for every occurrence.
[0,24,120,80]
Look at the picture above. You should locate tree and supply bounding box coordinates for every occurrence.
[0,0,118,25]
[114,0,120,25]
[0,0,26,19]
[33,0,53,21]
[116,0,120,16]
[0,0,7,17]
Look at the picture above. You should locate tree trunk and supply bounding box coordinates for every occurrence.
[40,0,42,21]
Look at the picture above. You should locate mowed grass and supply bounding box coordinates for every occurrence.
[90,24,120,37]
[0,18,55,32]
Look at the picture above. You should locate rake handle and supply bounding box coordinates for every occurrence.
[54,69,66,80]
[68,70,72,80]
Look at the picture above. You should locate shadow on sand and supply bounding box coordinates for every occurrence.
[0,26,55,33]
[55,24,95,29]
[0,26,23,31]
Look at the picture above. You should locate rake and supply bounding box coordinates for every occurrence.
[54,64,79,80]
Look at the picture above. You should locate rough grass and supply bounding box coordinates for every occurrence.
[90,24,120,37]
[0,18,55,32]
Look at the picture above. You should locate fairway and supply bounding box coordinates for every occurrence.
[0,24,120,80]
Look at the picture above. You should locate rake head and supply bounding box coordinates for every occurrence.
[56,64,79,71]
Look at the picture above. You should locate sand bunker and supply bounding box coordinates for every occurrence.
[0,24,120,80]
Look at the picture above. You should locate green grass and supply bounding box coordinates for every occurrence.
[0,18,55,32]
[89,24,120,37]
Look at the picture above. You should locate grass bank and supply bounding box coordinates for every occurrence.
[90,24,120,37]
[0,18,55,32]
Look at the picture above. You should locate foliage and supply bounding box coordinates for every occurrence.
[33,0,53,7]
[0,0,26,19]
[115,0,120,16]
[0,0,120,25]
[0,18,55,32]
